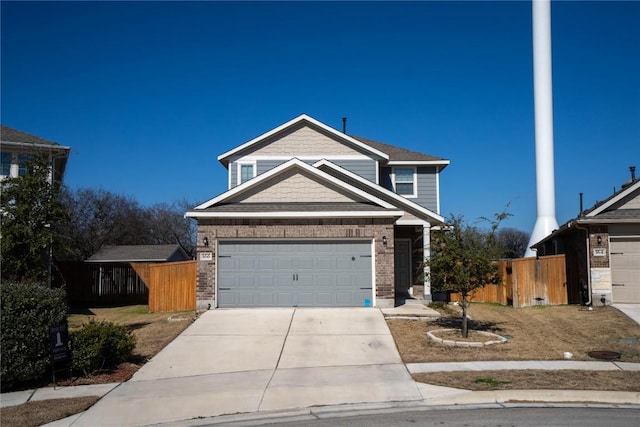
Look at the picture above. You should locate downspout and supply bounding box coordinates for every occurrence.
[573,221,592,306]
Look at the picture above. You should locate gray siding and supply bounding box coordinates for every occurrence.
[230,163,237,187]
[229,159,377,188]
[379,166,438,212]
[332,160,376,183]
[415,167,438,213]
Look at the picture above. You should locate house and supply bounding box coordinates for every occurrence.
[1,125,70,186]
[83,244,190,303]
[186,114,449,309]
[532,168,640,305]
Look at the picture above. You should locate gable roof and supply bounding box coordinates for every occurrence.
[581,179,640,218]
[187,158,404,219]
[1,125,70,151]
[218,114,389,167]
[349,135,449,169]
[86,245,189,263]
[531,178,640,248]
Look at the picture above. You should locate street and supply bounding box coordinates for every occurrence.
[208,407,640,427]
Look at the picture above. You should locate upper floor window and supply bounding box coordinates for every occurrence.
[238,162,256,184]
[393,167,417,197]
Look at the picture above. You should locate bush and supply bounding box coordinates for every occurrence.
[0,282,67,388]
[71,320,136,375]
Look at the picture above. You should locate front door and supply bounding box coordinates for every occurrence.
[394,238,412,298]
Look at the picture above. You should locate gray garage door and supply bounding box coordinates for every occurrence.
[217,240,372,307]
[611,237,640,304]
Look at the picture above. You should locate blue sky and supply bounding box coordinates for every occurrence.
[2,1,638,233]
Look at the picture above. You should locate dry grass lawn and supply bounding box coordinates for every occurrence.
[415,370,640,392]
[67,305,196,361]
[388,304,640,363]
[0,397,99,427]
[0,305,196,426]
[387,303,640,391]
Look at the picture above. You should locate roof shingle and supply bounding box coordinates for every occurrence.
[349,135,447,163]
[86,245,188,263]
[1,125,65,148]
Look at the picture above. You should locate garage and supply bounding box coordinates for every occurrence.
[610,237,640,304]
[217,240,373,307]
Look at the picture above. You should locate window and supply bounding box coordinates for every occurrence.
[394,167,416,197]
[18,154,32,176]
[238,162,255,184]
[1,152,12,176]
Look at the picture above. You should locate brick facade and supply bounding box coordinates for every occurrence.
[195,218,396,309]
[588,226,610,268]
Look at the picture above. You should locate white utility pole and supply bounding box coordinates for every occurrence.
[525,0,559,257]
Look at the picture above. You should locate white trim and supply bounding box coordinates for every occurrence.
[392,167,418,199]
[313,159,444,224]
[218,114,389,162]
[436,170,441,214]
[395,219,429,226]
[375,160,379,185]
[231,155,372,161]
[193,158,398,210]
[187,210,404,219]
[214,239,219,308]
[422,223,432,300]
[387,160,450,167]
[371,238,377,308]
[587,181,640,217]
[0,140,71,151]
[236,160,256,186]
[577,218,640,224]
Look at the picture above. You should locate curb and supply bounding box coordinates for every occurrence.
[158,396,640,426]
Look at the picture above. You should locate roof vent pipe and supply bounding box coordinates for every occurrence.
[579,192,583,216]
[630,166,636,181]
[342,117,347,134]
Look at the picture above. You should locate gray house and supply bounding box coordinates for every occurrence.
[187,114,449,309]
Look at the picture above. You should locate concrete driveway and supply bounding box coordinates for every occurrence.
[71,308,422,426]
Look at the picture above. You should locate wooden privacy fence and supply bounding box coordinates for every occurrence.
[450,254,567,307]
[148,260,197,313]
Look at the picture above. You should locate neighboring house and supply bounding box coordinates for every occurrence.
[84,244,190,302]
[186,114,449,309]
[532,169,640,305]
[1,125,70,186]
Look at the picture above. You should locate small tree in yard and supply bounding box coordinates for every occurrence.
[424,212,509,337]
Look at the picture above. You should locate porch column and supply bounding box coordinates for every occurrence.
[423,223,432,302]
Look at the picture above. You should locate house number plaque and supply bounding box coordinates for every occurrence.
[592,248,607,257]
[200,252,213,261]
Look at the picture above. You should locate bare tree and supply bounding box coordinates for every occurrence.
[60,188,195,260]
[496,227,530,258]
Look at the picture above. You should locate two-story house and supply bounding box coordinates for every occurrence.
[1,125,70,186]
[186,114,449,309]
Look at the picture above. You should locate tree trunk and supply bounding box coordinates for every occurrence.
[461,291,469,338]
